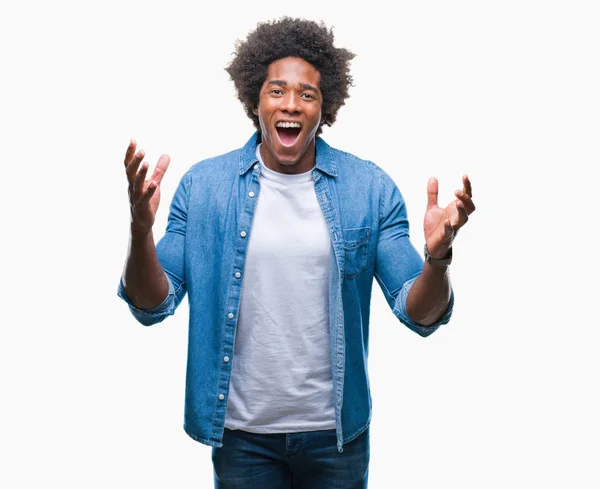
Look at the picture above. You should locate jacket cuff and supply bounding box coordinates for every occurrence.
[117,278,175,324]
[393,276,454,337]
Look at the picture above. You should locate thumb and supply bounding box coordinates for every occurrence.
[150,154,171,186]
[427,177,439,210]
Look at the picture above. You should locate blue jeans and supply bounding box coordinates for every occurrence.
[211,427,370,488]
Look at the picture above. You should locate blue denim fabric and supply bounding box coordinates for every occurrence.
[212,427,370,489]
[117,132,453,453]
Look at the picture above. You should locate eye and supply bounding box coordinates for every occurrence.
[301,93,316,100]
[270,89,284,96]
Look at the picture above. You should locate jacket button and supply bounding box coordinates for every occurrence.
[240,231,247,238]
[228,313,234,319]
[224,356,230,363]
[218,394,225,401]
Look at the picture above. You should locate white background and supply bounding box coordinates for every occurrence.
[1,0,598,487]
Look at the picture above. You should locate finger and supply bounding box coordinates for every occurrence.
[462,174,472,198]
[133,161,149,198]
[444,218,454,236]
[442,219,455,245]
[126,150,145,184]
[454,189,476,215]
[452,201,469,229]
[427,177,439,210]
[149,154,171,186]
[139,180,158,204]
[124,139,137,167]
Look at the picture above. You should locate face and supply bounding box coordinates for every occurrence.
[253,57,322,174]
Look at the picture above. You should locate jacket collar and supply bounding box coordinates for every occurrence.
[238,132,338,177]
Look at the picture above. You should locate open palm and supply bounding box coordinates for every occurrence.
[124,140,171,234]
[424,175,475,259]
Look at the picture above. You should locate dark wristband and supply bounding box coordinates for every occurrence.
[424,244,452,266]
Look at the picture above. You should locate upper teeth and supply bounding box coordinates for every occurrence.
[276,122,301,128]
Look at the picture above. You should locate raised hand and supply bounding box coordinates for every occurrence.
[124,140,171,234]
[423,175,475,259]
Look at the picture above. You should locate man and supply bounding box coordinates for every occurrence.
[118,17,475,489]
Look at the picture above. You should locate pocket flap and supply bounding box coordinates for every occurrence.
[342,227,370,250]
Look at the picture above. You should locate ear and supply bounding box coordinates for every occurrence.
[252,107,258,116]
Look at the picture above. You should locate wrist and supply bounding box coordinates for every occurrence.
[424,244,452,266]
[130,222,153,238]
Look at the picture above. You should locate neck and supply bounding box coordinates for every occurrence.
[259,140,316,175]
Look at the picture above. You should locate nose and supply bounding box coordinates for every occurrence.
[281,92,301,114]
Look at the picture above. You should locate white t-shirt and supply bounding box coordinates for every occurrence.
[224,145,335,433]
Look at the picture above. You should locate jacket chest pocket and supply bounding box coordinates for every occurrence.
[342,227,371,280]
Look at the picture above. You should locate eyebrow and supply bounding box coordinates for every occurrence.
[267,80,320,93]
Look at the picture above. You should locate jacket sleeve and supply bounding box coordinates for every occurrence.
[374,172,453,337]
[117,171,190,326]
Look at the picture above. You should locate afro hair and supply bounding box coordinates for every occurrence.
[225,17,355,137]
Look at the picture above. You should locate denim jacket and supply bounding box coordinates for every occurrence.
[118,132,453,453]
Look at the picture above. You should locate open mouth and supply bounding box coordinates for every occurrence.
[275,121,302,146]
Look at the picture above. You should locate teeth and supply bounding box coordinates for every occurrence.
[276,122,301,129]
